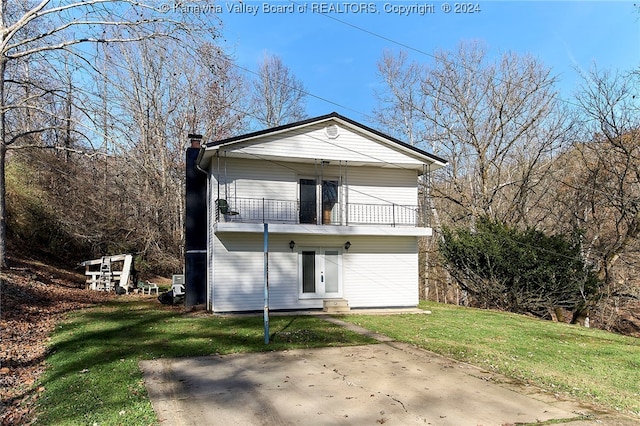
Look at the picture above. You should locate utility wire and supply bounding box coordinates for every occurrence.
[286,0,584,109]
[231,62,371,120]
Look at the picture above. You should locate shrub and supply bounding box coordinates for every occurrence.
[439,218,600,319]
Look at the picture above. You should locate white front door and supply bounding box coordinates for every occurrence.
[300,248,341,298]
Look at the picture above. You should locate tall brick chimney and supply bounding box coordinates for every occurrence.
[185,133,207,308]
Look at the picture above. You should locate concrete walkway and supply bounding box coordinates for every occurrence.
[140,315,635,425]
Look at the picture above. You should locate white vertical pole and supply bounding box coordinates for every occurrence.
[264,223,269,344]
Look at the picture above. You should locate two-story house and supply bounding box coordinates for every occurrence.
[185,112,447,313]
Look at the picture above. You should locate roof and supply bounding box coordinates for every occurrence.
[197,112,447,170]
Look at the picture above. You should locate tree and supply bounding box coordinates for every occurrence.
[250,54,307,128]
[573,66,640,285]
[548,66,640,324]
[197,43,249,140]
[0,0,212,267]
[375,42,575,307]
[439,218,600,320]
[374,50,424,146]
[375,42,573,229]
[90,38,247,271]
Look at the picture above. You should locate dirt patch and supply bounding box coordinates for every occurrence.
[612,300,640,337]
[0,257,115,425]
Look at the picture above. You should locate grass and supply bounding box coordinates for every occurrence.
[344,301,640,417]
[34,299,376,425]
[35,298,640,424]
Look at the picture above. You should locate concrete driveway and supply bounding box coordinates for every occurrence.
[140,318,634,426]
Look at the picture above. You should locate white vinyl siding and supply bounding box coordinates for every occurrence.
[342,237,418,308]
[224,123,426,168]
[210,232,417,312]
[212,158,297,201]
[212,233,264,312]
[211,159,418,210]
[212,158,298,224]
[345,166,418,205]
[212,233,322,312]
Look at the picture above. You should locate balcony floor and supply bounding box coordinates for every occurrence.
[213,222,432,237]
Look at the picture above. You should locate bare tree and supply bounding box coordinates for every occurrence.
[568,66,640,288]
[375,42,576,306]
[538,66,640,331]
[374,50,425,146]
[197,43,249,140]
[0,0,212,267]
[250,54,307,128]
[91,37,247,271]
[375,41,573,229]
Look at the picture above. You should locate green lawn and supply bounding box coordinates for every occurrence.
[35,298,640,425]
[34,299,376,425]
[344,301,640,417]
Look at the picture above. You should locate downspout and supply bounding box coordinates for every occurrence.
[216,152,220,217]
[195,154,208,175]
[422,163,429,301]
[224,150,228,201]
[424,163,430,227]
[193,138,208,176]
[339,160,343,225]
[321,159,325,225]
[207,157,212,312]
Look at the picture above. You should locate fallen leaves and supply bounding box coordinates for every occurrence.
[1,257,114,425]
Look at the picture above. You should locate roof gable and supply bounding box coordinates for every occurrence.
[198,112,447,171]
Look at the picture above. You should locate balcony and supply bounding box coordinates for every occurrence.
[215,197,429,228]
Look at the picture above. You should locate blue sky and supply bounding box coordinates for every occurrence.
[216,1,639,127]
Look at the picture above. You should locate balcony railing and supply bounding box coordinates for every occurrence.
[215,197,429,227]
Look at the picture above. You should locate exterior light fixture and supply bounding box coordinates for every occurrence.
[289,240,296,252]
[344,241,351,251]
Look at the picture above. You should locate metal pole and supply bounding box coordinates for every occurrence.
[263,223,269,344]
[345,161,349,226]
[392,204,396,227]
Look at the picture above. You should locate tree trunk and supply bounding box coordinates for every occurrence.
[0,141,6,269]
[0,56,7,269]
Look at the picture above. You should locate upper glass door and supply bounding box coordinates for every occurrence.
[322,180,339,224]
[300,178,340,225]
[299,179,317,224]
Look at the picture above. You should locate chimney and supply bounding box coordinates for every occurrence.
[185,133,207,308]
[188,133,202,149]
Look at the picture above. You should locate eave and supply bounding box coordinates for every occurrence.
[196,112,447,172]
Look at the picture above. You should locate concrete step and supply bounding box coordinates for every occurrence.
[323,298,350,313]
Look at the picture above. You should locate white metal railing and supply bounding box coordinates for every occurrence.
[215,197,428,227]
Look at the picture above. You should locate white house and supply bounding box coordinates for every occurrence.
[189,112,447,313]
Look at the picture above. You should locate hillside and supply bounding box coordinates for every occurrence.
[0,256,114,425]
